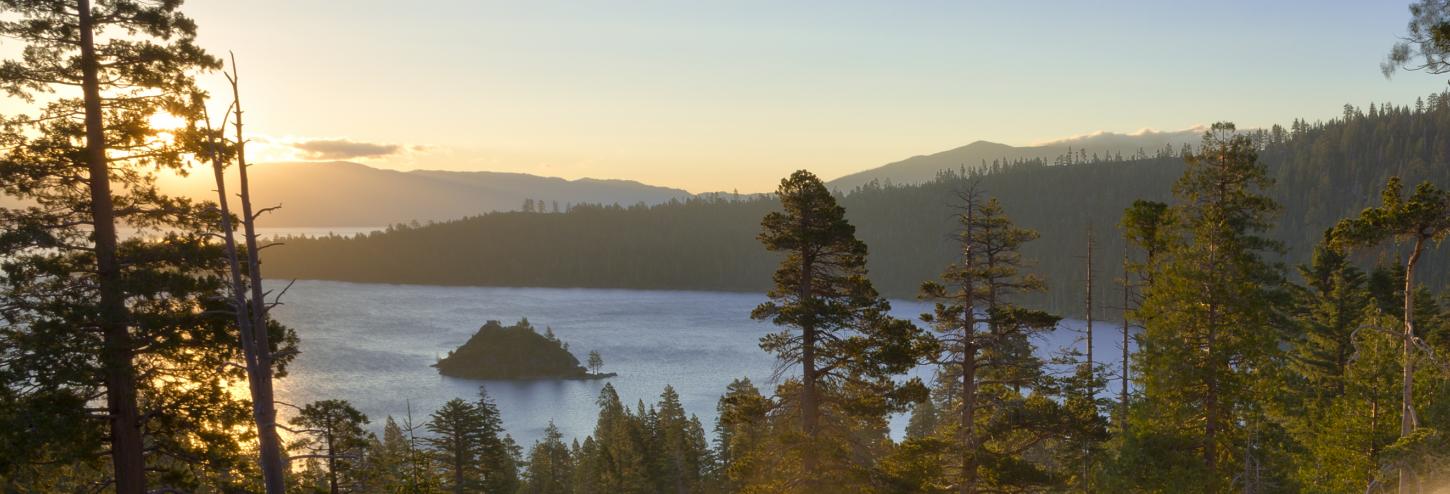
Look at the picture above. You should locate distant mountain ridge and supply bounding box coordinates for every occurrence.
[156,161,693,227]
[826,127,1205,191]
[70,127,1206,227]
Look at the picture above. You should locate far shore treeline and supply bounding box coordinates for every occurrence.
[268,95,1450,317]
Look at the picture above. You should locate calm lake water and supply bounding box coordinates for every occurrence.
[267,280,1127,448]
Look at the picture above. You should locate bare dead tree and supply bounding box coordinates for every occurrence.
[194,54,289,494]
[198,93,289,492]
[1084,225,1095,380]
[1120,242,1132,432]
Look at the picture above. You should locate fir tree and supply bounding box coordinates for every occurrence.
[751,170,931,486]
[1129,123,1288,490]
[288,400,373,494]
[1331,177,1450,491]
[426,390,517,494]
[520,422,573,494]
[713,378,769,492]
[579,383,651,493]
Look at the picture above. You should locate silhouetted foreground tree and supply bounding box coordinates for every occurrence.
[0,0,298,492]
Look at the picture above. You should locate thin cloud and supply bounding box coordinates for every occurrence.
[292,139,402,160]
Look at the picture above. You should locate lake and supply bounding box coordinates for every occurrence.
[267,280,1128,449]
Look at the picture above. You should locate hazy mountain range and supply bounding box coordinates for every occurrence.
[823,127,1206,192]
[0,129,1209,227]
[155,161,693,227]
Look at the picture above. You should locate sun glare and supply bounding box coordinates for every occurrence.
[148,111,187,131]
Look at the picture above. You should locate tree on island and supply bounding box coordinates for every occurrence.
[435,319,609,379]
[588,351,605,375]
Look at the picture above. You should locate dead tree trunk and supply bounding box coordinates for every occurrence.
[201,102,287,492]
[1085,227,1095,377]
[1120,243,1131,432]
[1400,238,1424,494]
[226,56,288,494]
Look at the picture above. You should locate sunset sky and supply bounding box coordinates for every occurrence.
[170,1,1448,192]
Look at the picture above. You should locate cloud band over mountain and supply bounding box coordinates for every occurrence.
[293,139,402,160]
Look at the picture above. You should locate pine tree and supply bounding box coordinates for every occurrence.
[752,170,931,487]
[477,389,521,493]
[578,383,651,493]
[427,393,517,494]
[713,378,769,492]
[288,400,373,494]
[520,422,573,494]
[360,417,411,494]
[0,1,302,491]
[1384,1,1450,77]
[1331,177,1450,491]
[651,386,712,494]
[1289,236,1370,401]
[919,186,1081,492]
[589,350,604,375]
[1129,123,1288,490]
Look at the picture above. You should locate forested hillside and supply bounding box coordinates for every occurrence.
[266,93,1450,317]
[824,127,1202,191]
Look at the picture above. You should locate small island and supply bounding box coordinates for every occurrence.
[433,318,615,380]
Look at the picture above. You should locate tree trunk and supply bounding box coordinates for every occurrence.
[1121,243,1131,432]
[1204,300,1219,472]
[205,113,283,492]
[960,200,978,494]
[228,63,288,494]
[1400,238,1423,494]
[1085,228,1094,373]
[326,416,340,494]
[961,339,978,494]
[792,205,820,482]
[799,253,818,475]
[77,1,145,492]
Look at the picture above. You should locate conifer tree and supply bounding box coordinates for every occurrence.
[919,187,1084,492]
[288,400,373,494]
[1276,251,1401,491]
[713,378,769,492]
[0,1,302,491]
[360,417,412,493]
[1384,0,1450,77]
[1129,123,1288,490]
[426,390,517,494]
[520,422,573,494]
[578,383,651,493]
[752,170,931,486]
[650,386,713,494]
[1331,176,1450,491]
[589,350,604,375]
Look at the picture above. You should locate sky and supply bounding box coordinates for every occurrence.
[160,1,1450,192]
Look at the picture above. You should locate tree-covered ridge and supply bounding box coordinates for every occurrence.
[266,91,1450,317]
[434,319,610,380]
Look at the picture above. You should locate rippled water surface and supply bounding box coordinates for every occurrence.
[268,280,1124,448]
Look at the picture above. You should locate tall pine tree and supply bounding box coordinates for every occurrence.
[1128,123,1288,491]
